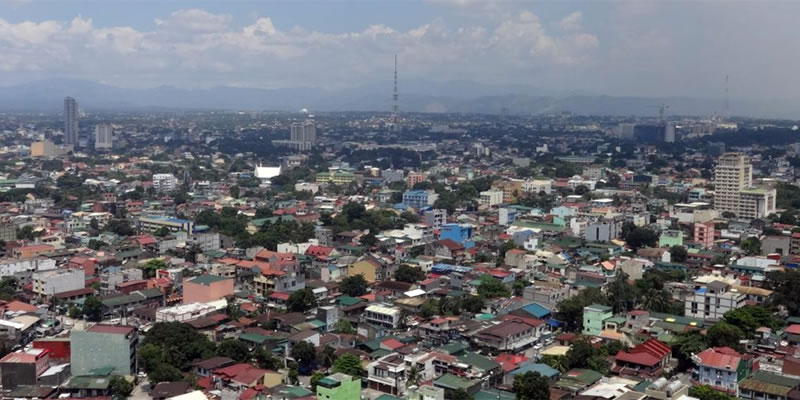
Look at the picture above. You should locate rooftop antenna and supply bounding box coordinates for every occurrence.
[392,54,399,128]
[725,74,730,119]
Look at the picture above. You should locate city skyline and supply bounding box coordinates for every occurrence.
[1,0,800,108]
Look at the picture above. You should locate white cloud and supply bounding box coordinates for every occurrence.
[558,11,582,31]
[0,8,599,89]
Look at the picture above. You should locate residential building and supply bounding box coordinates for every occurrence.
[659,230,683,247]
[473,318,547,352]
[0,348,53,389]
[694,221,715,248]
[713,153,776,219]
[611,339,672,379]
[138,215,194,234]
[402,190,438,210]
[152,173,178,192]
[95,124,113,149]
[439,224,474,249]
[316,170,355,185]
[406,172,427,188]
[692,347,751,395]
[424,209,447,229]
[64,96,79,146]
[316,373,361,400]
[364,304,402,329]
[32,268,84,297]
[70,324,138,376]
[585,221,619,243]
[182,275,234,304]
[367,353,407,396]
[479,190,504,207]
[685,281,746,322]
[738,370,800,400]
[583,304,613,336]
[31,139,70,158]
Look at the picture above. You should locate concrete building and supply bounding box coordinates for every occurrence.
[423,209,447,229]
[94,124,113,149]
[274,120,317,150]
[692,347,750,395]
[70,324,138,376]
[685,281,746,322]
[714,153,776,219]
[64,97,79,146]
[182,275,234,304]
[585,221,619,242]
[479,190,504,207]
[316,373,361,400]
[0,258,56,279]
[583,304,613,336]
[364,304,402,329]
[694,221,715,248]
[367,353,407,396]
[32,268,84,297]
[138,215,194,234]
[31,139,70,158]
[152,173,178,192]
[0,348,52,389]
[402,190,438,210]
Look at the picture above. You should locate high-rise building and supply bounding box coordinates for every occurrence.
[94,124,113,149]
[714,153,752,215]
[274,120,317,150]
[664,123,676,143]
[63,97,79,146]
[714,152,776,219]
[152,173,178,192]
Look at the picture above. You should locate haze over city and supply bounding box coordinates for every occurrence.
[2,1,800,117]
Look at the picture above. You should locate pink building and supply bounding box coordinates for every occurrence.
[182,275,234,304]
[694,221,715,248]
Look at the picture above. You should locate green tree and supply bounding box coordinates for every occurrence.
[141,322,216,371]
[741,237,762,256]
[106,219,135,236]
[288,367,300,385]
[332,353,366,377]
[216,339,250,362]
[707,321,745,349]
[149,363,183,384]
[142,259,168,279]
[765,269,800,316]
[287,288,318,312]
[138,343,166,373]
[360,231,378,248]
[88,239,108,250]
[624,226,659,250]
[513,372,550,400]
[230,185,240,199]
[310,372,326,392]
[539,355,568,373]
[82,296,104,322]
[407,364,421,387]
[556,287,608,331]
[476,276,511,298]
[446,388,474,400]
[89,218,99,230]
[109,375,134,398]
[723,306,781,336]
[606,271,637,313]
[689,385,737,400]
[340,274,368,297]
[334,320,355,335]
[395,265,426,283]
[153,226,171,237]
[462,296,485,314]
[670,245,688,262]
[291,341,317,373]
[317,345,336,369]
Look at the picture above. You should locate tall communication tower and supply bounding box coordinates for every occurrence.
[724,74,730,118]
[392,54,399,128]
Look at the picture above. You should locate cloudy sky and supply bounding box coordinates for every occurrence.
[1,0,798,101]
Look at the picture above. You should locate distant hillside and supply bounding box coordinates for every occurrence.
[0,78,795,118]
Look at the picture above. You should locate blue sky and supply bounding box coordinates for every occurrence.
[1,0,798,102]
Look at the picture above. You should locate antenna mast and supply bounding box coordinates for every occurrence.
[724,74,729,118]
[392,54,399,128]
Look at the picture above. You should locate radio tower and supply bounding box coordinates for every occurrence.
[392,54,399,130]
[724,74,729,119]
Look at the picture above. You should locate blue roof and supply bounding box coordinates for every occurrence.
[695,287,707,294]
[509,362,560,378]
[521,303,552,319]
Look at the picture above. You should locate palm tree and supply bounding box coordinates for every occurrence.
[407,364,420,387]
[641,288,669,313]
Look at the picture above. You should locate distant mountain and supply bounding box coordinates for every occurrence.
[0,78,795,118]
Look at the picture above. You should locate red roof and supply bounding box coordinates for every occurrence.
[4,300,37,313]
[382,338,404,350]
[494,353,529,373]
[785,325,800,335]
[269,292,290,301]
[87,324,135,335]
[615,350,660,366]
[695,347,742,370]
[438,239,464,251]
[614,339,671,367]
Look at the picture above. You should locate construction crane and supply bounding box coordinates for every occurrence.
[649,103,670,123]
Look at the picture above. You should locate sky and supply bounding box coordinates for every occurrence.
[1,0,799,101]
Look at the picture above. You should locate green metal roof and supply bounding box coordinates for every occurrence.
[474,389,515,400]
[434,373,475,391]
[457,352,500,372]
[437,342,469,355]
[65,376,111,390]
[239,333,269,345]
[190,274,228,285]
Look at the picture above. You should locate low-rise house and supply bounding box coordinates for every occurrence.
[472,318,546,352]
[692,346,752,395]
[367,353,407,396]
[611,339,672,379]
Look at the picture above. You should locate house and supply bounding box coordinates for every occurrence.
[183,275,234,304]
[692,347,752,395]
[611,339,672,379]
[212,363,281,389]
[70,324,138,376]
[432,239,466,260]
[738,370,800,400]
[367,353,407,396]
[473,318,547,352]
[583,304,613,336]
[316,372,361,400]
[685,280,746,322]
[0,348,57,388]
[191,356,236,377]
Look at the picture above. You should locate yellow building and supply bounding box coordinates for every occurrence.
[316,170,356,185]
[492,179,524,203]
[348,259,378,282]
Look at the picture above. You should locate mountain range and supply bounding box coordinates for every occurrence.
[0,78,795,119]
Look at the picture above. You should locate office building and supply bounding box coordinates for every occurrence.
[402,190,438,210]
[685,280,746,322]
[713,153,776,219]
[64,97,79,146]
[94,124,113,149]
[70,324,138,376]
[152,173,178,192]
